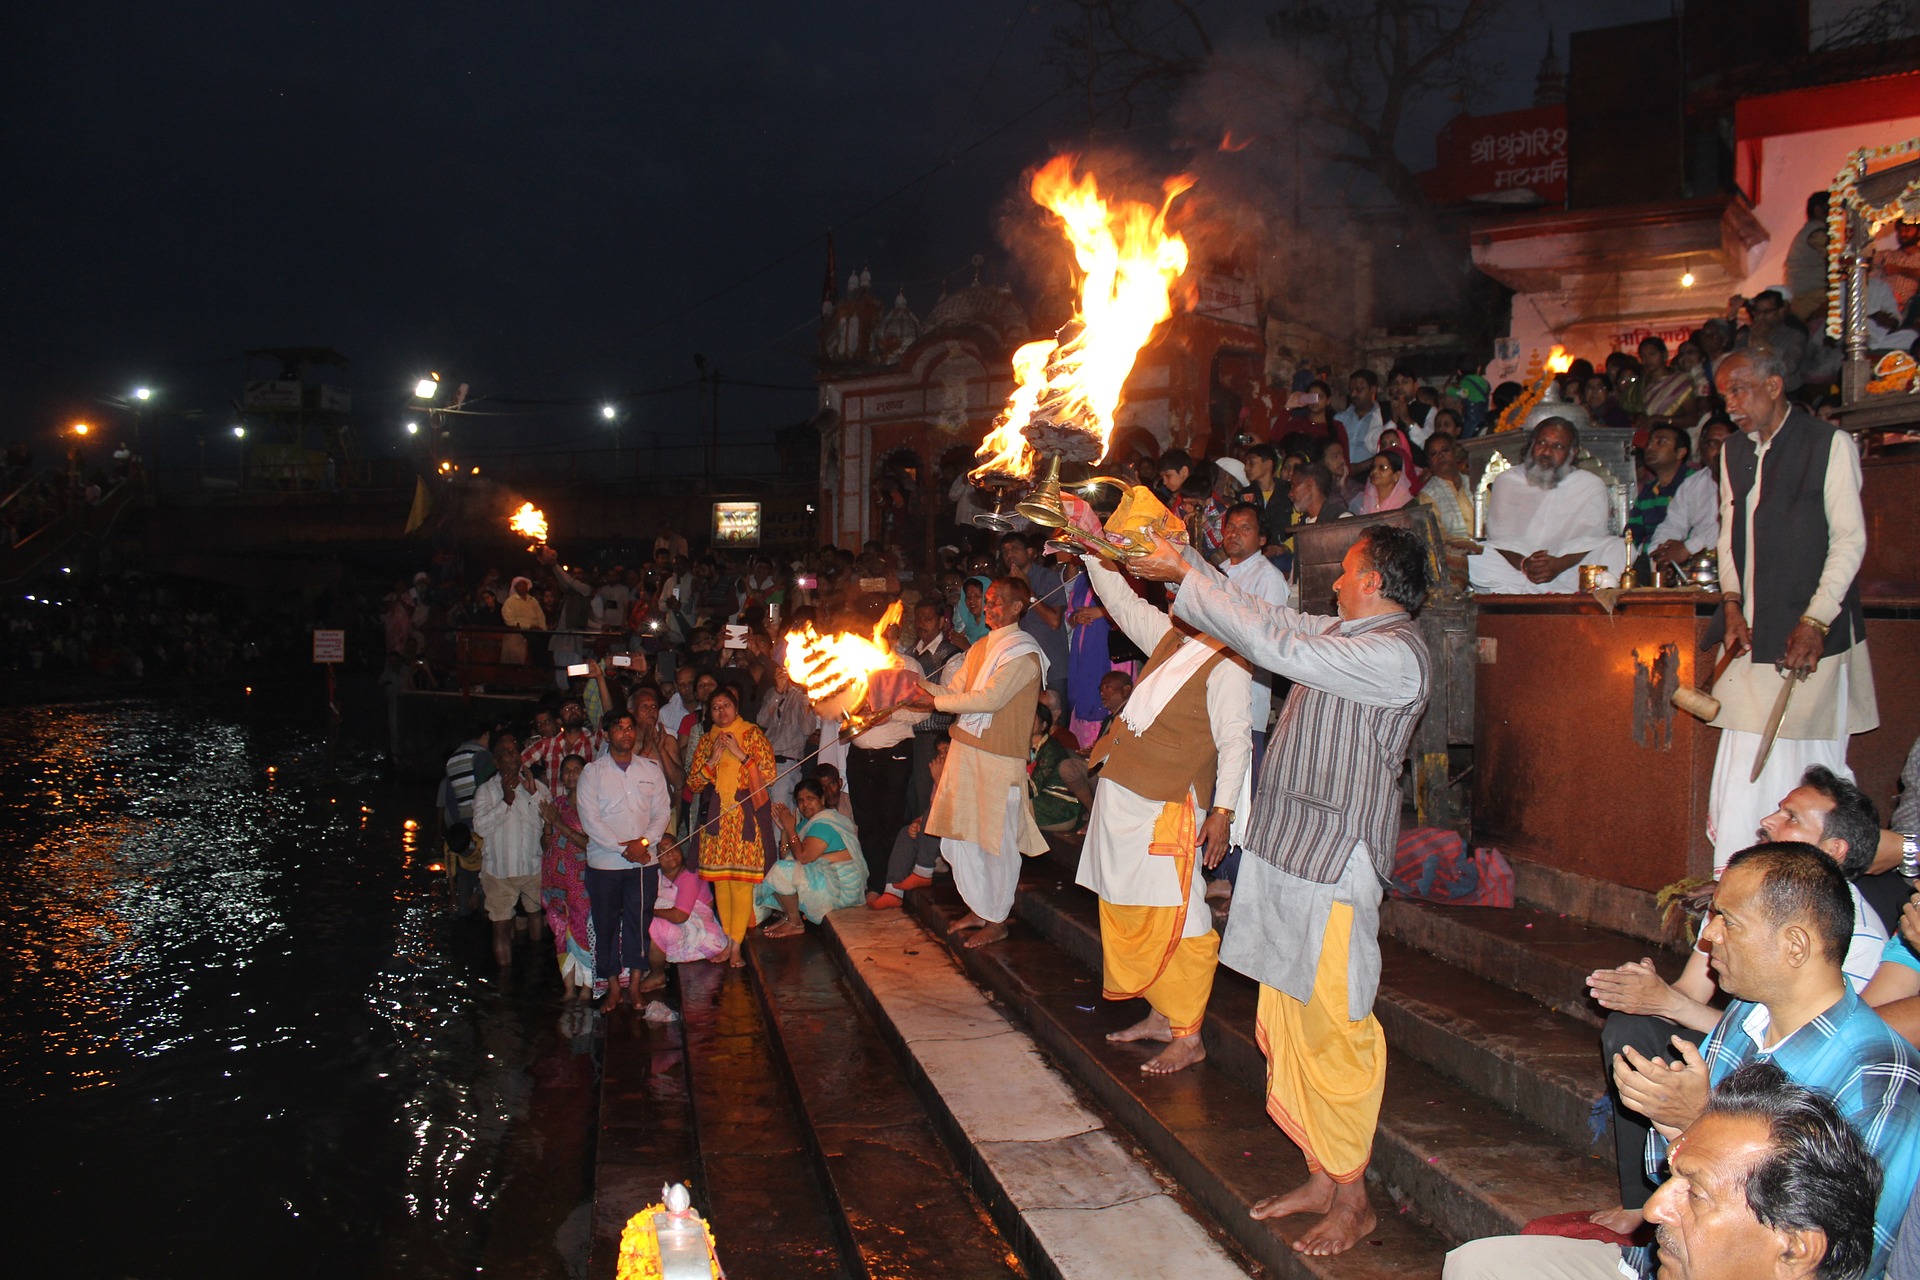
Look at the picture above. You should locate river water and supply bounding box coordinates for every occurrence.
[3,685,592,1278]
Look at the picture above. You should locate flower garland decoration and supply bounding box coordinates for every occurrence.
[615,1186,723,1280]
[1493,345,1570,434]
[1826,139,1920,339]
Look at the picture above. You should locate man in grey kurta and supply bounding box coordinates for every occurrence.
[1130,522,1431,1258]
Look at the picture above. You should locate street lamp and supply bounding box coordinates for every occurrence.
[601,403,617,420]
[72,421,91,436]
[134,387,152,402]
[405,420,420,435]
[414,372,441,400]
[232,425,247,439]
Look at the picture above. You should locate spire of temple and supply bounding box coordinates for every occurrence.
[1534,28,1565,107]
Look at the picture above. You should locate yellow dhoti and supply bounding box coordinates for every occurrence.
[1096,797,1219,1038]
[1253,901,1385,1182]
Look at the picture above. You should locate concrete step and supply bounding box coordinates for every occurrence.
[819,906,1259,1280]
[883,887,1455,1277]
[746,929,1023,1278]
[968,865,1620,1250]
[676,962,852,1278]
[1380,899,1688,1027]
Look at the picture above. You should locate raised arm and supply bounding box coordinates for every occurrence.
[932,653,1041,715]
[1078,555,1171,656]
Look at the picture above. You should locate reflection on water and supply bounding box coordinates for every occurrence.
[1,692,589,1278]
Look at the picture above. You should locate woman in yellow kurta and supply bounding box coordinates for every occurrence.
[688,687,779,967]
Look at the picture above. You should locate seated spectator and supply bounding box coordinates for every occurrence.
[1586,768,1891,1233]
[1029,704,1093,834]
[759,779,868,935]
[1418,435,1475,542]
[1355,449,1415,513]
[647,836,728,968]
[1627,423,1705,578]
[1286,462,1349,528]
[1468,418,1626,593]
[1643,424,1719,578]
[501,576,545,629]
[1445,1059,1883,1280]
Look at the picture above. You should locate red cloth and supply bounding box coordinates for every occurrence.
[1389,828,1515,907]
[1520,1211,1643,1246]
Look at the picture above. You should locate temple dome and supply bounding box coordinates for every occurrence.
[923,256,1030,352]
[873,291,922,364]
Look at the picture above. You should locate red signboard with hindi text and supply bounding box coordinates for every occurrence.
[1420,105,1569,206]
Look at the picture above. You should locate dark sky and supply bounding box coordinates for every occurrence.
[1,0,1663,469]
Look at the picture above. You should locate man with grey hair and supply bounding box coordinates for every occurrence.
[1468,417,1626,593]
[1705,346,1876,874]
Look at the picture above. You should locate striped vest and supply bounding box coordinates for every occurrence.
[1244,613,1430,884]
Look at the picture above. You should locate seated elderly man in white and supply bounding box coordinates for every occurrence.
[1468,417,1627,594]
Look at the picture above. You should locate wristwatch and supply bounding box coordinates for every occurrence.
[1901,832,1918,881]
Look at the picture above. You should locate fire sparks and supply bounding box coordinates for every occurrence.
[1545,345,1572,375]
[1218,129,1253,153]
[508,502,548,545]
[971,155,1193,481]
[784,600,903,720]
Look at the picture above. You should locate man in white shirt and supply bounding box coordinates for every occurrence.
[575,709,673,1010]
[1218,503,1291,766]
[471,731,549,970]
[1468,418,1627,594]
[1335,368,1387,463]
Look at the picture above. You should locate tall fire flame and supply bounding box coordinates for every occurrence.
[972,156,1194,480]
[508,502,549,545]
[784,600,904,721]
[1545,346,1573,375]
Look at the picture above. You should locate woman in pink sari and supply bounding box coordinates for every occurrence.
[538,754,597,1000]
[1355,449,1416,513]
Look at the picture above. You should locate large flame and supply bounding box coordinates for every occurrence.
[1545,346,1572,375]
[783,600,904,720]
[509,502,549,544]
[972,156,1193,481]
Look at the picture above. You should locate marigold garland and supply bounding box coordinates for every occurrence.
[615,1196,723,1280]
[1826,139,1920,340]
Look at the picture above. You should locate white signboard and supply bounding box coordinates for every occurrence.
[312,629,346,664]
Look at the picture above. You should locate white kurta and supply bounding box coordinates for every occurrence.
[1467,467,1625,593]
[1221,552,1291,734]
[1075,556,1251,916]
[1707,420,1877,872]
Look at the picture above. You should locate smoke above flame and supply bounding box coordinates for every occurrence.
[783,600,904,720]
[508,502,549,544]
[972,156,1193,480]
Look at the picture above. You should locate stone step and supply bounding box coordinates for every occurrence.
[1380,899,1689,1026]
[591,1003,700,1280]
[676,962,852,1278]
[819,906,1260,1280]
[745,930,1023,1278]
[964,866,1619,1249]
[886,889,1455,1277]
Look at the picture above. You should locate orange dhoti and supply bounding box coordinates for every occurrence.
[1253,901,1386,1182]
[1092,793,1219,1038]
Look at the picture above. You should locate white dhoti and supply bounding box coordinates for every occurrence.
[1468,466,1625,594]
[1708,648,1872,873]
[943,782,1026,923]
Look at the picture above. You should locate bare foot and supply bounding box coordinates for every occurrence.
[1107,1010,1173,1045]
[1293,1181,1376,1256]
[708,940,736,965]
[1141,1033,1207,1075]
[949,912,989,934]
[638,971,667,993]
[1587,1205,1645,1236]
[728,948,748,968]
[762,919,805,938]
[602,984,626,1013]
[962,921,1008,949]
[1249,1171,1334,1222]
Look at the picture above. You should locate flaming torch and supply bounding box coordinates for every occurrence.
[968,156,1193,538]
[783,600,917,731]
[508,502,549,548]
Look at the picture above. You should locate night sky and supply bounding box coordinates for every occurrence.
[2,1,1666,470]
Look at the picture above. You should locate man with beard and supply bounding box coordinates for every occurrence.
[1706,348,1876,875]
[1468,418,1626,593]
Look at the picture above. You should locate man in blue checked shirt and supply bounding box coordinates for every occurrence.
[1446,842,1920,1279]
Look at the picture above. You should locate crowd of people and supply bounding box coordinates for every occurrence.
[0,568,277,680]
[410,242,1920,1275]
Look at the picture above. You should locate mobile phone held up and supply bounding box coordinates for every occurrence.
[566,663,590,677]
